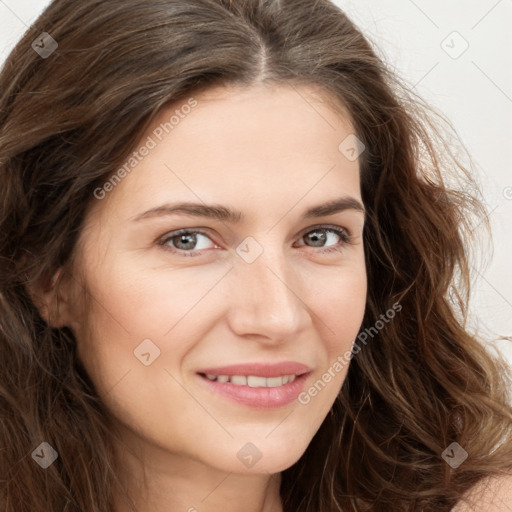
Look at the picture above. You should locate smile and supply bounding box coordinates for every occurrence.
[196,362,311,409]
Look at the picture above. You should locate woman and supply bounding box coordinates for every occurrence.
[0,0,511,510]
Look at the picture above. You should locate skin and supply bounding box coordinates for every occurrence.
[44,83,368,512]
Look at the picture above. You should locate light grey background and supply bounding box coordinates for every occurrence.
[1,0,511,365]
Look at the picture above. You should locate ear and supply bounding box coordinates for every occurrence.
[26,268,75,329]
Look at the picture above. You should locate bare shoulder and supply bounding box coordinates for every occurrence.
[452,473,512,511]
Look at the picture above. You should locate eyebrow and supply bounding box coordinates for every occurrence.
[132,196,365,223]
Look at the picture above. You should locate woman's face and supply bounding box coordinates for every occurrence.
[65,83,367,475]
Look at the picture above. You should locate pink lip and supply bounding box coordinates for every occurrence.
[196,362,312,409]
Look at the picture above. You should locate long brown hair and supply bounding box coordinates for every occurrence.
[1,0,511,510]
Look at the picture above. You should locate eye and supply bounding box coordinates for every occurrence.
[158,229,216,257]
[296,225,353,254]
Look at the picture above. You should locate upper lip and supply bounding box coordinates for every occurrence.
[197,362,311,378]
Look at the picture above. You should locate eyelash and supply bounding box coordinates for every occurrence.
[156,224,354,258]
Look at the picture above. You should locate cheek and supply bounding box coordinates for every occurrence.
[305,265,366,409]
[81,254,230,339]
[73,284,195,441]
[71,259,227,403]
[316,262,367,353]
[294,267,366,428]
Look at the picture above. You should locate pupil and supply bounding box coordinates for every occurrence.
[176,233,196,249]
[308,230,326,247]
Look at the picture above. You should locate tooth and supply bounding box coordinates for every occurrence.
[209,373,297,386]
[230,375,247,386]
[266,376,284,387]
[247,376,267,387]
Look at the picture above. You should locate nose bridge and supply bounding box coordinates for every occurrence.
[227,240,308,339]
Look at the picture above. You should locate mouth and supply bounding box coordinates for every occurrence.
[196,362,311,409]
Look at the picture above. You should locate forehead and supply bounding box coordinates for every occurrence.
[154,82,353,151]
[87,83,361,225]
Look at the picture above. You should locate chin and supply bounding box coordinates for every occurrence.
[225,435,311,475]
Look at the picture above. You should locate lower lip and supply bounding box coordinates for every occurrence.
[198,373,310,409]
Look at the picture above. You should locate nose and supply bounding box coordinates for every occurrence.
[225,243,311,344]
